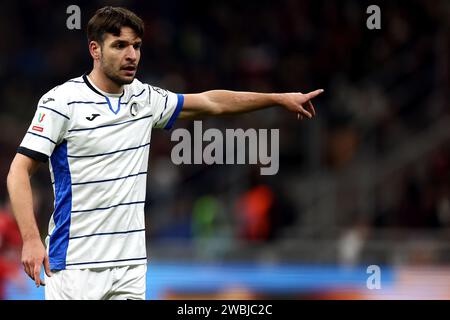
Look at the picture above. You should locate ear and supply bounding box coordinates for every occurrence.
[89,41,101,61]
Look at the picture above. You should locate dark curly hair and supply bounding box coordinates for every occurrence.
[87,6,144,44]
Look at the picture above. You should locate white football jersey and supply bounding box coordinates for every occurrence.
[18,74,184,270]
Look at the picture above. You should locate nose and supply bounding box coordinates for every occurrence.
[125,45,137,61]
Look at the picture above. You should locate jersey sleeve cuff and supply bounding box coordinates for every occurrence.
[17,146,49,163]
[164,94,184,130]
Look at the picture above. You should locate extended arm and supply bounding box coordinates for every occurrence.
[179,89,323,119]
[6,153,52,287]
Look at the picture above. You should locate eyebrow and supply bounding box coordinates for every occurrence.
[110,39,142,46]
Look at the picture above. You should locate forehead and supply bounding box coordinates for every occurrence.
[103,26,141,43]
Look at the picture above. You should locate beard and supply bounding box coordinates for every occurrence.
[100,57,135,86]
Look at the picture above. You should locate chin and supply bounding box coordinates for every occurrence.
[112,75,135,86]
[121,77,135,84]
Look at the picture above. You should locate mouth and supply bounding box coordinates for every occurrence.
[121,65,137,76]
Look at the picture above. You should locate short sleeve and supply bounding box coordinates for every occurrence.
[18,89,70,162]
[147,85,184,130]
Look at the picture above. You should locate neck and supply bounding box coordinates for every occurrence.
[88,68,123,94]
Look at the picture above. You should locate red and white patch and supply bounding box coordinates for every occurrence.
[32,125,44,132]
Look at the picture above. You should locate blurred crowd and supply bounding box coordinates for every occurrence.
[0,0,449,270]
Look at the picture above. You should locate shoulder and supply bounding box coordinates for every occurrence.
[131,78,171,97]
[36,77,84,115]
[40,76,85,101]
[126,78,149,95]
[124,78,156,103]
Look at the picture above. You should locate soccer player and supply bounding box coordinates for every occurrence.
[6,6,323,300]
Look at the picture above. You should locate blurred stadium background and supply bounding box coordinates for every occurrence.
[0,0,449,299]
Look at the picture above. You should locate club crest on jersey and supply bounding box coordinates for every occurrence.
[130,102,139,117]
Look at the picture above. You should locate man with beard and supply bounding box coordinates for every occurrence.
[7,6,322,299]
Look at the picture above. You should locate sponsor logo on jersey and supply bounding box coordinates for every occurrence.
[86,113,101,121]
[43,97,55,104]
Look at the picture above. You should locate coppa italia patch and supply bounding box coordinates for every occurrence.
[31,113,46,131]
[32,126,44,132]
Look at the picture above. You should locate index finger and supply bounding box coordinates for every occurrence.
[306,89,324,100]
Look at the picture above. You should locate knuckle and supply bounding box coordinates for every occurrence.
[24,260,33,267]
[34,257,43,263]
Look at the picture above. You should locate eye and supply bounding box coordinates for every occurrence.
[113,42,126,49]
[134,43,142,49]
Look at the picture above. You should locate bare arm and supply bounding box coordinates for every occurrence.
[7,153,52,287]
[179,89,323,119]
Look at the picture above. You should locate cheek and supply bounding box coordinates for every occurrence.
[103,52,120,67]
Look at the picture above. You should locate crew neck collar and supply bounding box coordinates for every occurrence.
[83,73,124,98]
